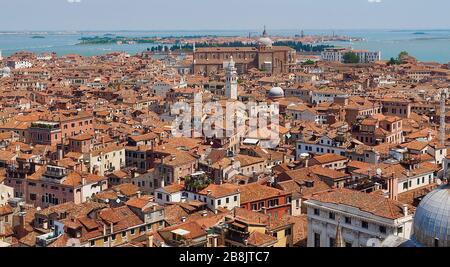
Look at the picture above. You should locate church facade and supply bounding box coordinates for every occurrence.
[193,30,296,75]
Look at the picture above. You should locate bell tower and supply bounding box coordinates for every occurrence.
[225,56,238,100]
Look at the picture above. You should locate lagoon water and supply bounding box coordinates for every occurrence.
[1,29,450,63]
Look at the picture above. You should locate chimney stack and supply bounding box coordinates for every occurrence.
[388,173,398,201]
[0,220,5,235]
[17,205,26,229]
[403,204,408,216]
[147,234,154,247]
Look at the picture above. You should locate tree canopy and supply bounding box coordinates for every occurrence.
[388,51,410,65]
[303,59,316,65]
[343,52,360,64]
[399,51,409,58]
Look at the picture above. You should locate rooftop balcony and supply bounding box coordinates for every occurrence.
[36,231,62,247]
[30,121,61,130]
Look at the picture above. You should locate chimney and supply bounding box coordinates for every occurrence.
[0,220,5,235]
[17,205,26,229]
[82,177,86,185]
[147,234,154,247]
[58,147,63,161]
[181,216,187,223]
[388,174,398,201]
[403,204,408,216]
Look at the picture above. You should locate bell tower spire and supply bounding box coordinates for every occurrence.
[262,25,268,37]
[225,56,238,100]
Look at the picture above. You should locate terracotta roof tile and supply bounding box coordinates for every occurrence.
[308,188,414,220]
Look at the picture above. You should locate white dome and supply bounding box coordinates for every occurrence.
[259,37,273,47]
[268,87,284,98]
[413,184,450,247]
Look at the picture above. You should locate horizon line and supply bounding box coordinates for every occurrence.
[1,28,450,33]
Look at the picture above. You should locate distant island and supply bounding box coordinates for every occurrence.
[413,32,426,35]
[78,36,156,45]
[31,35,46,39]
[149,41,333,53]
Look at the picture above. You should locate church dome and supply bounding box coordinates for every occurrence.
[268,86,284,98]
[413,184,450,247]
[259,37,273,47]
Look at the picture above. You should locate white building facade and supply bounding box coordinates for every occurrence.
[0,184,14,206]
[305,191,413,247]
[154,184,241,212]
[321,48,381,63]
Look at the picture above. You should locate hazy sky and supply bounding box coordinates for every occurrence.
[1,0,450,31]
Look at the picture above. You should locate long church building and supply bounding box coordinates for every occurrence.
[193,32,296,75]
